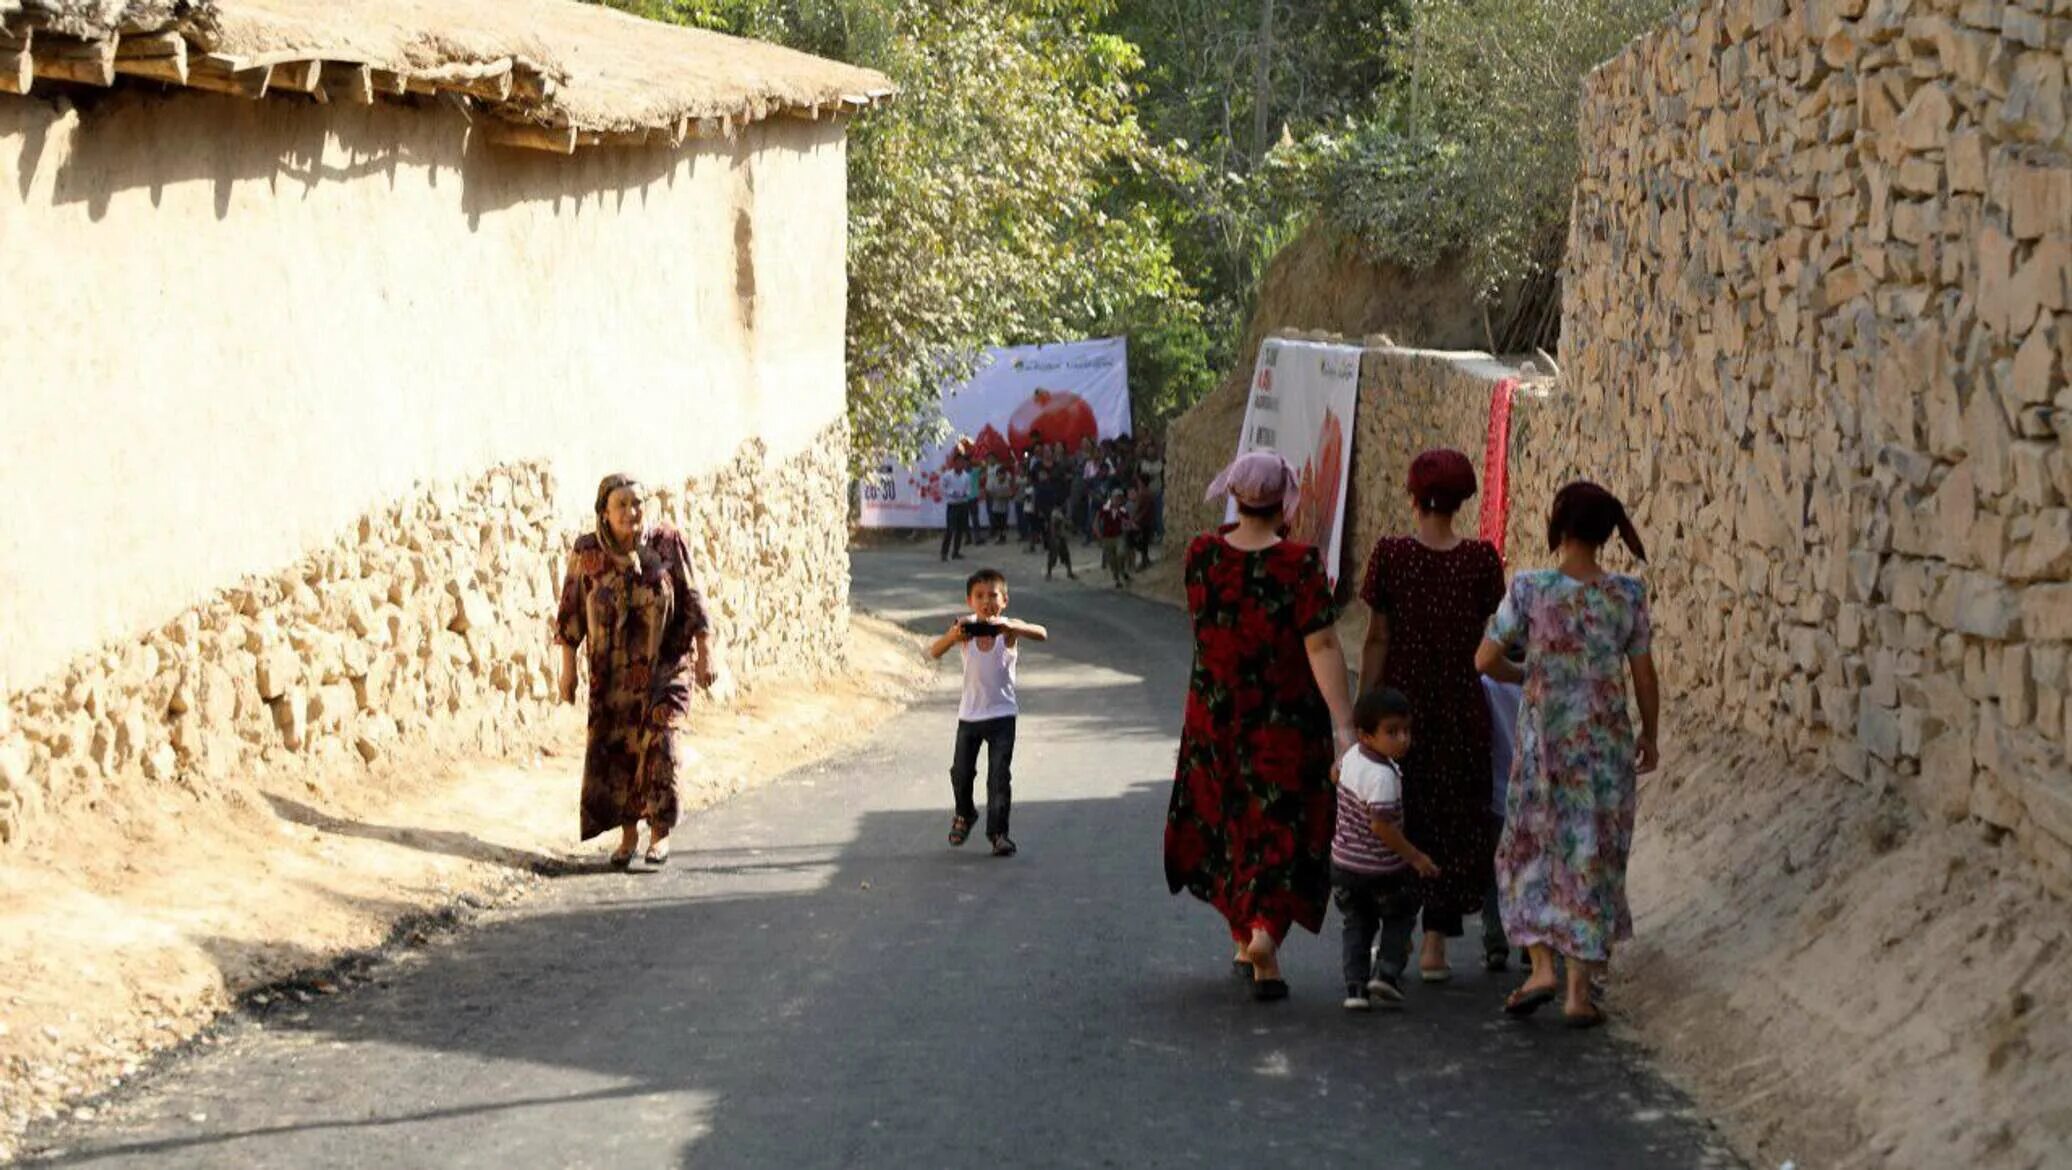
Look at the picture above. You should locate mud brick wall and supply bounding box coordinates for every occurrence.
[0,430,851,849]
[1550,0,2072,887]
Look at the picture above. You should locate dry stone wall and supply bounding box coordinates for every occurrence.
[0,428,851,850]
[1553,0,2072,887]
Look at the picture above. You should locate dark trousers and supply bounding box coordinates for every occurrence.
[988,505,1010,542]
[1045,525,1073,577]
[950,716,1016,838]
[941,502,972,560]
[1333,865,1422,985]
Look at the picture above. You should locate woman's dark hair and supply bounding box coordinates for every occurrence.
[1354,688,1413,734]
[1547,481,1647,562]
[1234,498,1283,519]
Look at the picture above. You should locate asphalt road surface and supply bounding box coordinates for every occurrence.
[23,545,1738,1169]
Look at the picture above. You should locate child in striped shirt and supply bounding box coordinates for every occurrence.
[1332,688,1441,1011]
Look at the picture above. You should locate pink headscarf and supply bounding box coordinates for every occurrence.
[1205,449,1300,516]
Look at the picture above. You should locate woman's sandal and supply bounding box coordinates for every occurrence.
[1502,985,1559,1017]
[1563,1006,1606,1030]
[644,839,671,867]
[1231,958,1255,978]
[1251,977,1290,1002]
[608,848,635,870]
[947,816,974,847]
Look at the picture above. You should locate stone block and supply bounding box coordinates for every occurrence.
[1941,570,2023,638]
[254,647,301,703]
[2022,584,2072,640]
[272,688,308,751]
[2009,160,2072,241]
[1860,701,1905,761]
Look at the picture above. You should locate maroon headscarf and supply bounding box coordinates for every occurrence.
[1406,449,1477,515]
[1547,481,1647,562]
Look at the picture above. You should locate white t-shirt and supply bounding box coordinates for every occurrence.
[959,622,1019,721]
[1338,747,1403,808]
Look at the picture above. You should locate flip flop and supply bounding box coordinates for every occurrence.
[1563,1007,1607,1030]
[607,849,634,871]
[1251,978,1289,1002]
[1231,959,1255,978]
[1503,986,1558,1017]
[1419,966,1454,984]
[644,841,671,867]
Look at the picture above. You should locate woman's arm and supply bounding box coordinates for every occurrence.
[1357,608,1389,695]
[1630,651,1660,773]
[558,644,579,704]
[1306,626,1357,755]
[1476,639,1525,685]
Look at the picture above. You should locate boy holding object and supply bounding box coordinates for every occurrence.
[928,568,1050,857]
[1333,688,1441,1011]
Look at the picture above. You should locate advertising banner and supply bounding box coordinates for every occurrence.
[1226,338,1362,582]
[857,338,1132,528]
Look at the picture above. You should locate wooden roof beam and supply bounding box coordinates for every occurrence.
[268,58,323,94]
[114,32,188,86]
[321,61,373,105]
[481,120,577,155]
[187,54,271,99]
[32,35,115,88]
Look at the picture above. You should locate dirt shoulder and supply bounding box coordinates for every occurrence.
[0,615,930,1162]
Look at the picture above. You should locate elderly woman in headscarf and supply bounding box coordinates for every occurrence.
[1477,481,1659,1028]
[1354,448,1509,981]
[1164,451,1355,1002]
[555,474,721,868]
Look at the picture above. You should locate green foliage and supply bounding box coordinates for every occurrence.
[1283,0,1676,301]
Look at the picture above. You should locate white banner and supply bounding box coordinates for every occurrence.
[1227,338,1361,583]
[858,338,1132,528]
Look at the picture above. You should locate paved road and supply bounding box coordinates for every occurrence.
[23,546,1737,1169]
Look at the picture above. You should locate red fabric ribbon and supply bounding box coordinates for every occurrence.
[1478,378,1518,562]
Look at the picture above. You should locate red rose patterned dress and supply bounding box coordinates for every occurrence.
[553,524,709,840]
[1164,530,1340,944]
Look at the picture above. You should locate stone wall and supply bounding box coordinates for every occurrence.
[0,429,851,848]
[1553,0,2071,887]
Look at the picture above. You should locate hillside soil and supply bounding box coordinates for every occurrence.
[0,615,930,1163]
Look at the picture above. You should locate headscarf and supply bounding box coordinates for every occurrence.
[593,473,649,568]
[1406,448,1477,514]
[1547,480,1647,562]
[1204,449,1300,517]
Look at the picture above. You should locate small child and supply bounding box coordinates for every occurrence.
[927,569,1050,857]
[1332,688,1441,1011]
[1095,489,1133,588]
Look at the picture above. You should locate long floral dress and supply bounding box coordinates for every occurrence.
[1484,570,1652,961]
[553,525,709,841]
[1165,531,1340,944]
[1359,537,1507,931]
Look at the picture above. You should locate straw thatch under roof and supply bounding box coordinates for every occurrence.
[0,0,894,153]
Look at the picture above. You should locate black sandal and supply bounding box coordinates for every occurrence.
[1251,978,1289,1002]
[989,835,1018,858]
[948,816,974,847]
[1563,1006,1606,1030]
[1503,985,1558,1017]
[607,849,634,870]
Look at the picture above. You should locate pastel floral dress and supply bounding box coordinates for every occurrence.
[553,525,709,840]
[1484,570,1652,961]
[1165,531,1340,944]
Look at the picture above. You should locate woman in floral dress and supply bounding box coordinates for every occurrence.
[1165,451,1356,1002]
[1356,449,1508,980]
[556,474,722,868]
[1477,481,1659,1027]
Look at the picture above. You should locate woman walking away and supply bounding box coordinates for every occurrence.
[1477,481,1659,1029]
[1165,451,1355,1002]
[1356,450,1506,980]
[556,475,723,868]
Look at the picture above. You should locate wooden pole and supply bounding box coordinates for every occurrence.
[481,120,577,155]
[188,54,272,98]
[32,36,116,87]
[0,30,31,95]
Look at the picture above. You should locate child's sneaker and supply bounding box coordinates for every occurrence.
[1366,973,1405,1007]
[1342,984,1372,1011]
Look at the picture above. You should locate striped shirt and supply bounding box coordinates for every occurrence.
[1331,747,1407,875]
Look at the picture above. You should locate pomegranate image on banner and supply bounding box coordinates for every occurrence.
[1287,407,1345,552]
[1008,389,1099,453]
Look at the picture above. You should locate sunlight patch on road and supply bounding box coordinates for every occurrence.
[1253,1051,1293,1078]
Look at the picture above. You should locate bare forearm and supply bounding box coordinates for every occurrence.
[1357,613,1388,694]
[1306,636,1355,742]
[1476,639,1524,685]
[558,644,578,699]
[927,632,958,659]
[1632,654,1660,740]
[1003,618,1049,642]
